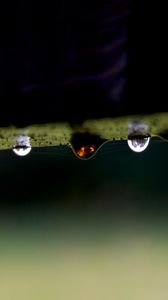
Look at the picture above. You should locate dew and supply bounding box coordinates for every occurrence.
[13,135,31,157]
[70,132,105,160]
[127,136,150,153]
[76,145,97,159]
[127,122,150,153]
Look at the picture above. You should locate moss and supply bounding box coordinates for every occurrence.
[0,112,168,150]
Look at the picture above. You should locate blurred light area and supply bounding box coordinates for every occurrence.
[0,224,168,300]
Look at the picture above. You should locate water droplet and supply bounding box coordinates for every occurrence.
[13,135,31,156]
[70,132,105,159]
[128,122,150,153]
[76,145,96,159]
[127,136,150,153]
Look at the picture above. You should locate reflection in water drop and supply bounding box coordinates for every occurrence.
[128,123,149,137]
[76,145,96,159]
[128,122,150,153]
[127,136,150,153]
[70,132,106,160]
[13,135,31,156]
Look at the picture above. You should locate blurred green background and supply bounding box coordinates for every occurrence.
[0,138,168,299]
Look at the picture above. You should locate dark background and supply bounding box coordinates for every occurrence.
[0,138,167,229]
[0,0,167,126]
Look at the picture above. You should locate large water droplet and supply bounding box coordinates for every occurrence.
[70,132,105,160]
[127,136,150,153]
[127,122,150,153]
[13,135,31,156]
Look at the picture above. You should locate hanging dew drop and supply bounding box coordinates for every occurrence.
[75,145,97,159]
[127,136,150,152]
[13,135,31,157]
[127,122,151,153]
[70,132,106,160]
[13,146,31,156]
